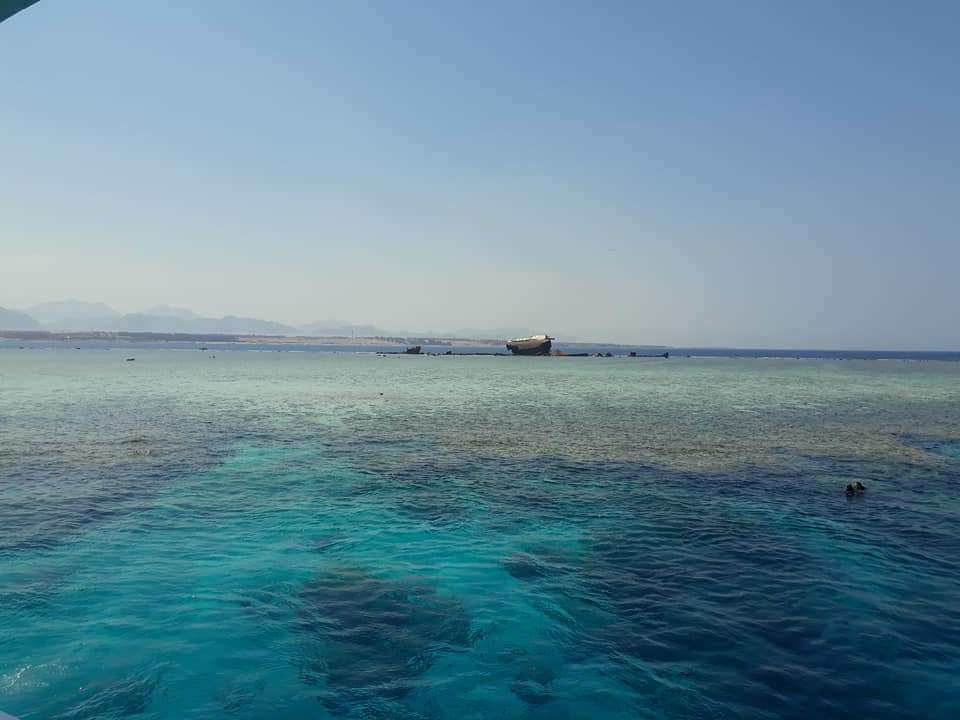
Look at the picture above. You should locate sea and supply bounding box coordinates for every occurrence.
[1,342,959,719]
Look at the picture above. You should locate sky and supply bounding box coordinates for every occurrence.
[1,0,958,348]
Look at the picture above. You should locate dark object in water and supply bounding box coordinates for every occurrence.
[503,552,551,580]
[378,349,507,356]
[405,345,422,354]
[629,351,637,357]
[510,678,554,705]
[845,481,866,496]
[510,663,556,705]
[125,358,136,362]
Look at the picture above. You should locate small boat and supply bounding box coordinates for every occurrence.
[405,345,422,354]
[505,334,553,355]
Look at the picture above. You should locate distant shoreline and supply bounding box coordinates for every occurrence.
[0,329,665,349]
[2,331,958,361]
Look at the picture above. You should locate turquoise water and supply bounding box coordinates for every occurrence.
[2,350,959,719]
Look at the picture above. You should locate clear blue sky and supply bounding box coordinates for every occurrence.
[1,0,957,347]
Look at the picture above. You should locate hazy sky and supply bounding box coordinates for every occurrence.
[1,1,958,347]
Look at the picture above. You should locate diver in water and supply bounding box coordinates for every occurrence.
[845,481,867,496]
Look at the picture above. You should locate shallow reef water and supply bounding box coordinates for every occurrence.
[1,350,959,719]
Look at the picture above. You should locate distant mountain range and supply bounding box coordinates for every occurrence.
[0,306,41,331]
[0,300,531,340]
[25,300,120,331]
[0,301,299,335]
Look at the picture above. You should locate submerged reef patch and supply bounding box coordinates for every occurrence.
[52,666,163,720]
[291,566,474,714]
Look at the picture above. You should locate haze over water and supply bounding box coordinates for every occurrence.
[2,348,959,719]
[3,1,959,349]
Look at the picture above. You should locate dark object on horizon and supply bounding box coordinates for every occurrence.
[605,352,613,357]
[630,351,670,359]
[405,345,422,354]
[125,357,135,362]
[377,349,509,356]
[629,351,637,357]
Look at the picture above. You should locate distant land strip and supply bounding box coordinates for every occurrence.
[0,330,662,349]
[0,330,456,345]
